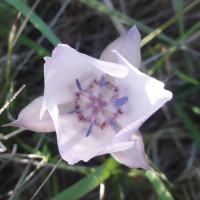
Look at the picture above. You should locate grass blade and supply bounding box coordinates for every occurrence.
[173,82,200,98]
[51,157,119,200]
[173,100,200,149]
[78,0,200,46]
[145,171,174,200]
[172,68,199,85]
[0,25,50,57]
[5,0,61,46]
[141,0,200,46]
[78,0,175,45]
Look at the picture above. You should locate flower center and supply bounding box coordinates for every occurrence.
[68,75,128,137]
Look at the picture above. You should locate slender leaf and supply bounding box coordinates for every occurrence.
[141,0,200,46]
[145,171,174,200]
[173,100,200,149]
[171,0,184,37]
[51,157,119,200]
[4,0,60,46]
[181,21,200,41]
[147,46,177,75]
[0,25,50,57]
[77,0,175,45]
[173,82,200,98]
[78,0,200,46]
[172,68,199,85]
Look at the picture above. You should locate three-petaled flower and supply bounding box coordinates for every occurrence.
[5,26,172,171]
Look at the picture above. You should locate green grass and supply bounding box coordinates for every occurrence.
[0,0,200,199]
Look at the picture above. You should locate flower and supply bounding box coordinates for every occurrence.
[5,26,172,171]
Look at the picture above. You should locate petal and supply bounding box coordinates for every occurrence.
[111,50,172,133]
[100,25,141,69]
[112,112,153,143]
[97,141,135,155]
[3,97,55,132]
[43,44,128,107]
[111,131,152,170]
[80,53,128,78]
[48,104,117,164]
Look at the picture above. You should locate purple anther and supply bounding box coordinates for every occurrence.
[76,79,83,92]
[68,109,80,114]
[99,75,105,89]
[86,121,93,137]
[107,118,119,127]
[113,97,128,107]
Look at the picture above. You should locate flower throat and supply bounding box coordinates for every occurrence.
[68,76,128,137]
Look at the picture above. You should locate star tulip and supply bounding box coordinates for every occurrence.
[5,26,172,171]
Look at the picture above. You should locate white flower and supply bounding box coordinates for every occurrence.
[6,26,172,171]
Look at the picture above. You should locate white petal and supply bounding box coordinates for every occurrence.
[100,25,141,69]
[97,141,135,155]
[43,44,128,107]
[48,105,117,164]
[112,112,153,143]
[80,53,128,78]
[3,97,55,132]
[111,51,172,132]
[111,131,151,170]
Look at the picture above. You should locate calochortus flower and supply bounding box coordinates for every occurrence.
[5,26,172,171]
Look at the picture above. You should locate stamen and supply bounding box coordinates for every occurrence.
[68,109,80,114]
[76,79,97,102]
[99,75,105,89]
[86,122,93,137]
[86,107,99,137]
[72,76,127,136]
[76,79,83,92]
[100,108,119,127]
[68,103,93,114]
[98,75,105,99]
[113,97,128,107]
[107,118,119,127]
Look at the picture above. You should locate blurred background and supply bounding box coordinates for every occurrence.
[0,0,200,199]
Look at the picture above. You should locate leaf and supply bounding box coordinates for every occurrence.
[51,157,119,200]
[145,171,174,200]
[4,0,60,46]
[141,0,200,46]
[78,0,200,46]
[173,100,200,149]
[0,25,50,57]
[172,68,199,85]
[173,82,200,98]
[77,0,175,45]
